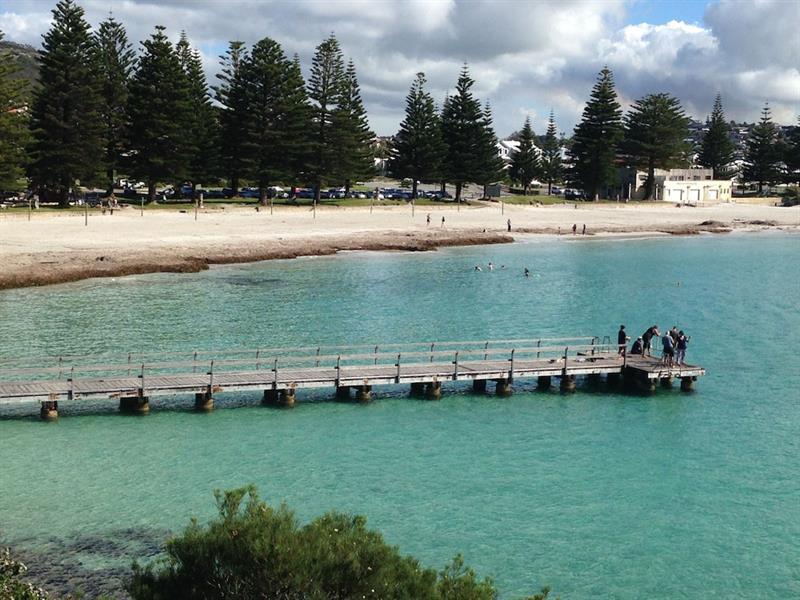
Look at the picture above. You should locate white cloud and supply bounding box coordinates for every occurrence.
[0,0,798,135]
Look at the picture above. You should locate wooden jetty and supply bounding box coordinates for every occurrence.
[0,337,706,420]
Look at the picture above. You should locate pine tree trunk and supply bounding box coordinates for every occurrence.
[344,179,351,197]
[547,181,552,195]
[412,179,418,199]
[440,181,446,194]
[231,177,239,197]
[455,182,462,203]
[314,182,321,204]
[148,182,156,204]
[259,181,268,206]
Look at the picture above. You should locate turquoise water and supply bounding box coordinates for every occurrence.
[1,232,799,598]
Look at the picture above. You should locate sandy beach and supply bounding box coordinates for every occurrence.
[1,200,797,290]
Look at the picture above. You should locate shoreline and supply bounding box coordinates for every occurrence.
[1,203,797,291]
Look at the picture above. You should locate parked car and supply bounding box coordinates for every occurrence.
[203,188,226,199]
[295,188,314,199]
[564,189,586,200]
[551,186,562,195]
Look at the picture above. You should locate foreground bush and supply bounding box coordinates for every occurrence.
[128,486,552,600]
[1,548,50,600]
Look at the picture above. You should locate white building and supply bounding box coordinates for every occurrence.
[620,167,733,203]
[496,139,541,167]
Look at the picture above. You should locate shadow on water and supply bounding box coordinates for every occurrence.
[4,526,169,599]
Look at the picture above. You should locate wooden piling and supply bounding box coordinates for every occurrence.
[495,378,513,396]
[40,400,58,421]
[425,380,442,400]
[119,394,149,414]
[660,377,673,389]
[560,375,576,393]
[410,382,426,397]
[279,387,296,408]
[355,385,372,403]
[472,379,487,394]
[262,389,278,405]
[194,390,214,412]
[537,375,551,390]
[335,385,351,401]
[680,377,694,392]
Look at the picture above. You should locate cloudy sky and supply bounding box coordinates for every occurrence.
[1,0,798,137]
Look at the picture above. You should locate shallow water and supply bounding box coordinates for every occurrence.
[1,232,799,598]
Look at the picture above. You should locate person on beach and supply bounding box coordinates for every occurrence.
[426,214,431,227]
[641,325,660,357]
[676,331,690,365]
[630,337,644,355]
[618,325,629,356]
[572,223,577,234]
[661,331,675,367]
[582,224,586,235]
[507,219,511,232]
[441,216,445,228]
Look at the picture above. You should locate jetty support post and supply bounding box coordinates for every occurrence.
[660,376,673,389]
[195,388,214,412]
[121,364,150,414]
[680,376,694,392]
[40,399,59,421]
[355,384,372,403]
[262,389,278,405]
[279,384,296,408]
[472,379,487,394]
[560,346,575,393]
[587,373,602,387]
[425,378,442,400]
[537,375,551,390]
[119,391,149,415]
[607,372,621,387]
[495,378,513,396]
[410,382,426,397]
[336,385,351,401]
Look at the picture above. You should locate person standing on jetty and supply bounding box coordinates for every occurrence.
[661,331,675,367]
[618,325,630,355]
[676,331,690,365]
[641,325,660,357]
[630,336,644,354]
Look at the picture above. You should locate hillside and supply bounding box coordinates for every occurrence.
[0,40,39,87]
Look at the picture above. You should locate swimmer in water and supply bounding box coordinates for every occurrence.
[524,267,530,277]
[488,262,494,271]
[475,265,482,271]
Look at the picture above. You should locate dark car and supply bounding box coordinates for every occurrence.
[295,188,315,199]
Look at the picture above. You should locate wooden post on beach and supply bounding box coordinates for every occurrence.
[28,197,31,221]
[501,200,504,215]
[84,201,88,226]
[140,197,144,217]
[194,197,198,221]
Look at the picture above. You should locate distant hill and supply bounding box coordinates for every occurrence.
[0,40,39,88]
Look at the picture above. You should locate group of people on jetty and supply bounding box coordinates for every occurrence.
[618,324,691,367]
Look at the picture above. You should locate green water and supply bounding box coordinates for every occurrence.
[1,232,799,598]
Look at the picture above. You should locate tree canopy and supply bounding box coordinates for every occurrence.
[567,67,623,200]
[698,93,735,180]
[96,14,135,192]
[742,103,782,193]
[540,111,562,194]
[622,92,690,200]
[126,26,192,202]
[27,0,104,205]
[0,29,30,190]
[214,41,249,195]
[509,116,539,194]
[442,65,501,202]
[390,72,445,199]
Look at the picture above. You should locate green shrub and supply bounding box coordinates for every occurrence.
[128,486,553,600]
